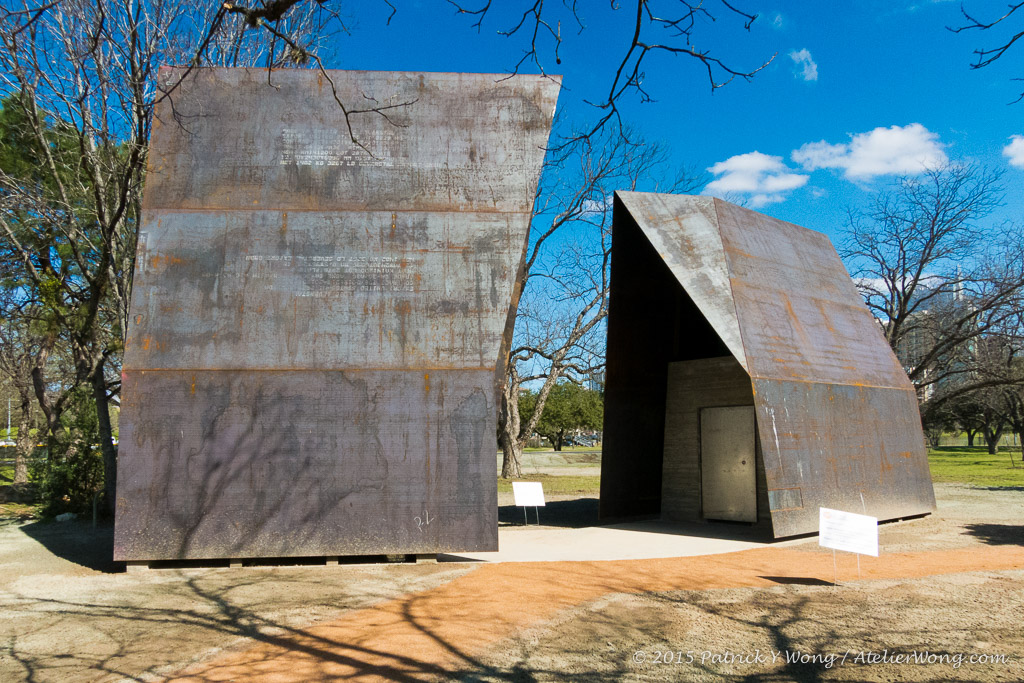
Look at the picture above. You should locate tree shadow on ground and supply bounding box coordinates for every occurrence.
[2,569,621,682]
[498,497,599,529]
[962,523,1024,546]
[19,518,119,573]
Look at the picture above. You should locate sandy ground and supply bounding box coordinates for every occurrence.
[477,570,1024,682]
[0,482,1022,682]
[0,525,471,682]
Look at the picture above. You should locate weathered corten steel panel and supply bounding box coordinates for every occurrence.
[115,68,559,560]
[602,192,935,537]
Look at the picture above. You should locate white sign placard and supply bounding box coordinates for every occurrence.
[512,482,546,508]
[818,507,879,557]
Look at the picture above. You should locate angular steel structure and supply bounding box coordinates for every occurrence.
[115,68,559,561]
[600,193,935,538]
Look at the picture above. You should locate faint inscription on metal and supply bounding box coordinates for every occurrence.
[279,128,395,168]
[244,253,414,295]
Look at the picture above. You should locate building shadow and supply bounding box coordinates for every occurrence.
[962,523,1024,546]
[19,518,120,574]
[498,498,599,529]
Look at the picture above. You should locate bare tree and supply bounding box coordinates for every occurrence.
[968,338,1017,454]
[498,128,700,478]
[963,337,1024,457]
[0,0,339,511]
[946,392,985,447]
[842,163,1024,400]
[1002,377,1024,460]
[0,313,40,485]
[950,2,1024,101]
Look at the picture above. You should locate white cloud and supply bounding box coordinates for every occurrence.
[704,152,808,207]
[1003,135,1024,168]
[580,195,614,215]
[770,12,785,30]
[749,194,786,208]
[788,48,818,82]
[791,123,947,180]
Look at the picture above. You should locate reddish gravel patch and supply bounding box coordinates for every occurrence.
[170,544,1024,682]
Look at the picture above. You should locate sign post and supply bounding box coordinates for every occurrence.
[818,507,878,585]
[512,482,546,525]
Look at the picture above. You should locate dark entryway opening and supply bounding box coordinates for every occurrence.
[599,197,735,522]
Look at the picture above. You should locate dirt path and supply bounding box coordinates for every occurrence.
[170,544,1024,682]
[2,483,1022,682]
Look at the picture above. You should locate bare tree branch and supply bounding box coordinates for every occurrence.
[842,163,1024,400]
[498,123,703,477]
[448,0,774,146]
[950,2,1024,102]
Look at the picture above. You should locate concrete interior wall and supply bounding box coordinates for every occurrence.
[661,356,773,535]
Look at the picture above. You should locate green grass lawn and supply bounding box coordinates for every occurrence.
[0,458,35,518]
[497,473,601,496]
[521,446,601,453]
[928,446,1024,488]
[499,447,1024,496]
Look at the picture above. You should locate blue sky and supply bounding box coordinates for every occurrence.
[335,1,1022,244]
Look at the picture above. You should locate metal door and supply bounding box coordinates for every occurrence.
[700,405,757,522]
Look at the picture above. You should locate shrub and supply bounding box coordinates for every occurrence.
[29,387,104,518]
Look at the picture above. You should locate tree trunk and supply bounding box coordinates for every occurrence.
[553,433,562,452]
[983,426,1003,455]
[498,379,523,479]
[965,429,976,447]
[33,394,63,479]
[12,393,32,485]
[91,357,117,514]
[500,435,523,479]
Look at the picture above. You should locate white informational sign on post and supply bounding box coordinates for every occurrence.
[818,507,879,557]
[512,481,545,526]
[512,482,546,508]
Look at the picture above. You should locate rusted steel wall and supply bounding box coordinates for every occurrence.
[115,68,559,561]
[602,193,935,537]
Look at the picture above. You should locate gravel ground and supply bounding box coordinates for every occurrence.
[0,520,470,682]
[465,483,1024,682]
[470,569,1024,682]
[0,483,1021,682]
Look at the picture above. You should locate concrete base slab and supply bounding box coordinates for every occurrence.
[439,520,800,563]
